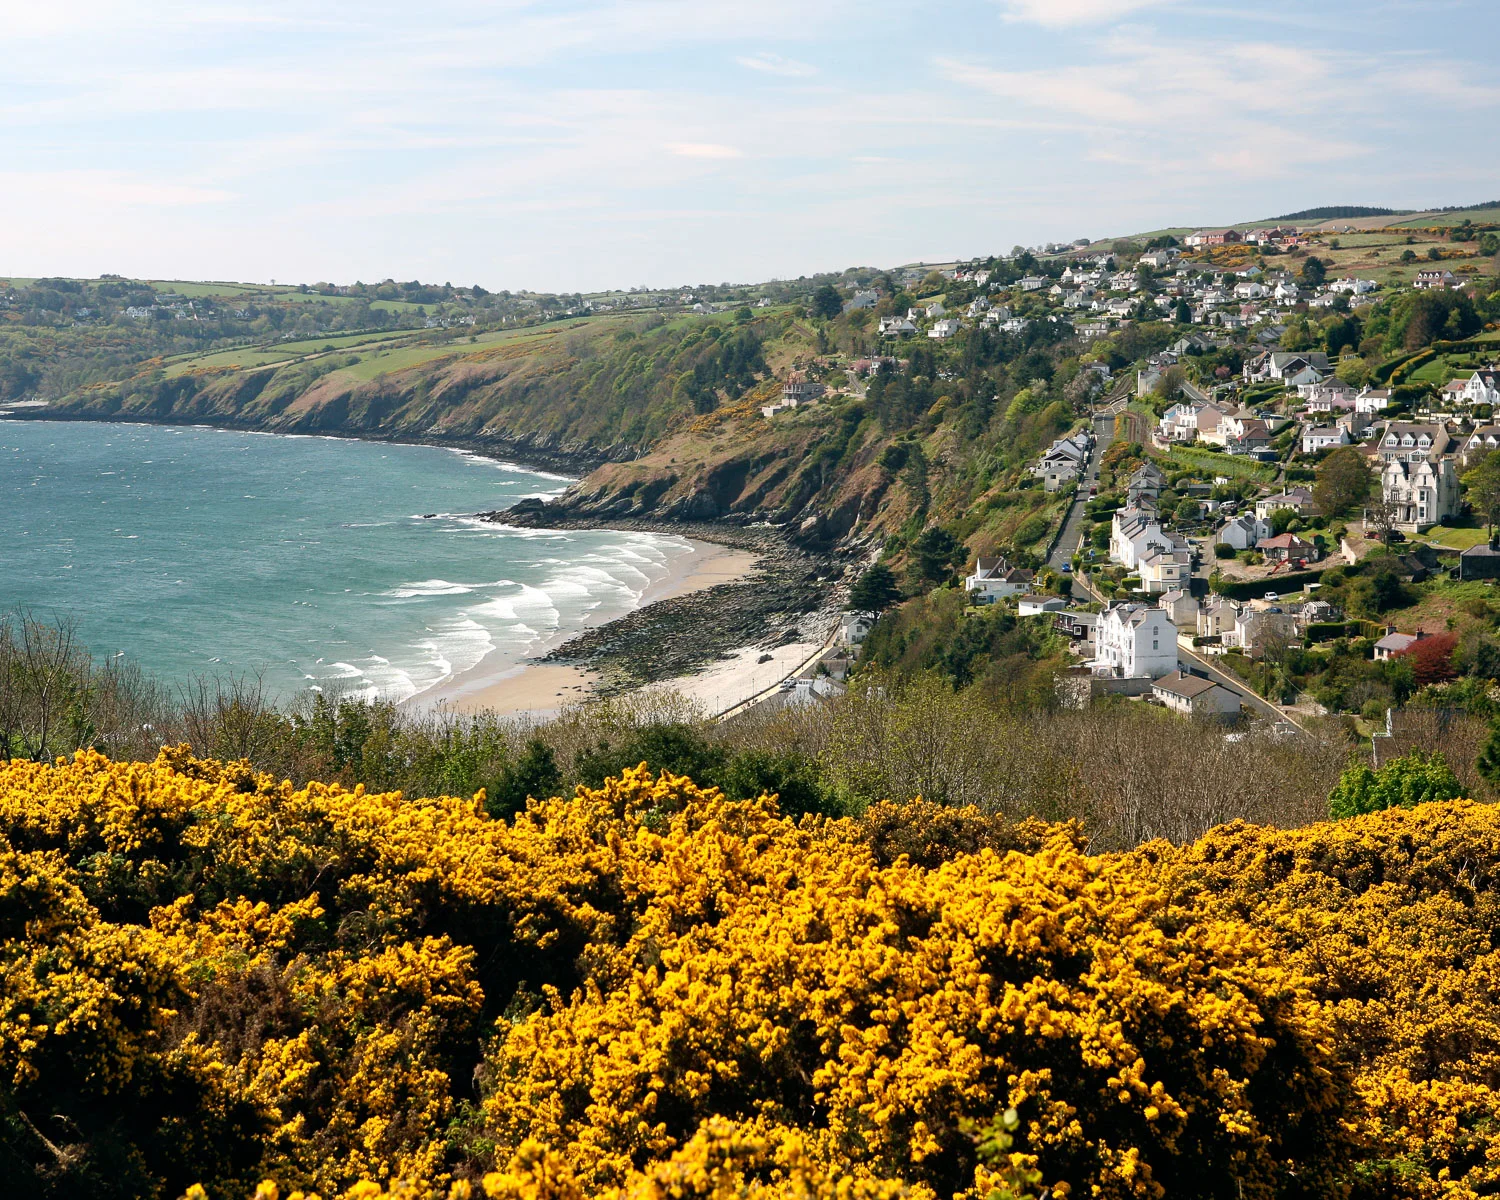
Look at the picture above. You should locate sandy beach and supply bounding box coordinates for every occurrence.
[642,634,833,717]
[416,537,760,715]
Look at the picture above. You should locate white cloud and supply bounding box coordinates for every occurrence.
[995,0,1171,28]
[736,52,816,76]
[0,171,231,207]
[666,142,745,159]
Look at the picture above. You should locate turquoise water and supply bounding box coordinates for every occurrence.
[0,421,693,703]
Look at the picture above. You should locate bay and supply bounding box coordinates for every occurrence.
[0,421,690,703]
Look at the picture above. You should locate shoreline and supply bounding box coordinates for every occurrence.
[413,538,762,716]
[9,410,845,717]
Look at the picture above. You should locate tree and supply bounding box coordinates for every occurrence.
[1327,751,1462,819]
[909,526,963,588]
[1464,450,1500,534]
[1173,298,1192,323]
[1301,256,1328,286]
[1269,506,1298,536]
[1174,497,1200,524]
[1395,632,1459,687]
[1476,720,1500,789]
[1401,249,1417,264]
[810,284,842,321]
[1313,446,1372,518]
[1367,498,1399,547]
[486,738,563,820]
[849,563,901,615]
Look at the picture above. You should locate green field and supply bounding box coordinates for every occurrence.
[163,329,416,376]
[1158,444,1278,482]
[1391,205,1500,229]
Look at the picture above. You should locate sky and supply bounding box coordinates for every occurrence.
[2,0,1498,293]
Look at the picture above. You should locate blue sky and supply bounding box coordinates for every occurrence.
[3,0,1498,292]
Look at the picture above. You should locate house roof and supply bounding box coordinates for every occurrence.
[1374,632,1421,653]
[1153,671,1223,700]
[1257,533,1313,551]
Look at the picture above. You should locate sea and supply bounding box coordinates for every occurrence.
[0,420,695,704]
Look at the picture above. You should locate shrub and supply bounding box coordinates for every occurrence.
[1326,750,1462,818]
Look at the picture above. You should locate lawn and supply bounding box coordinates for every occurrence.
[1421,524,1492,551]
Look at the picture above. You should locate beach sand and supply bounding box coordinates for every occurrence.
[417,537,760,716]
[642,636,831,717]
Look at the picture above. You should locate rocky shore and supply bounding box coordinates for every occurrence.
[482,501,852,693]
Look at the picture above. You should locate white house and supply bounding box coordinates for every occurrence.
[1456,368,1500,407]
[1217,513,1270,550]
[1034,431,1092,491]
[1197,594,1240,639]
[1381,454,1461,532]
[1374,631,1422,661]
[1301,425,1351,455]
[1356,387,1393,414]
[1018,594,1068,616]
[1225,608,1297,654]
[1159,400,1228,444]
[844,290,880,311]
[878,316,917,337]
[1463,425,1500,465]
[928,318,963,340]
[1110,502,1176,570]
[1152,671,1242,720]
[1139,546,1193,595]
[925,301,946,318]
[1254,488,1314,521]
[1094,604,1178,679]
[839,612,874,645]
[965,557,1035,604]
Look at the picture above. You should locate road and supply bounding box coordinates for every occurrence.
[1048,409,1118,571]
[1175,639,1307,732]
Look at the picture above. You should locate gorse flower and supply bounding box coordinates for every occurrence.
[0,747,1493,1198]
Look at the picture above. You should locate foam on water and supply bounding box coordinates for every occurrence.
[1,421,698,706]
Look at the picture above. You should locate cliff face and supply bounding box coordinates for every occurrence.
[42,316,922,551]
[506,412,908,550]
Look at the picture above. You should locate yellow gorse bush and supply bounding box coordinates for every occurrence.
[0,747,1494,1199]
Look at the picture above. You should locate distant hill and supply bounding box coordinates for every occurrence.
[1275,206,1410,221]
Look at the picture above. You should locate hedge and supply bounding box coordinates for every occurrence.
[1210,568,1326,600]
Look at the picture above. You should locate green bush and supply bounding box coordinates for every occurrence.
[1327,751,1462,819]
